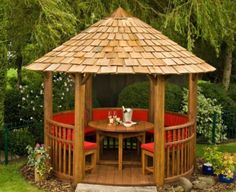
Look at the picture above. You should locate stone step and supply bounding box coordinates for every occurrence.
[75,184,157,192]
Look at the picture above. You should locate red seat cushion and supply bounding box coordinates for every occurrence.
[84,127,96,135]
[84,141,96,150]
[141,142,154,153]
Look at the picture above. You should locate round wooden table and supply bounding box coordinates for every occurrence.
[88,120,154,170]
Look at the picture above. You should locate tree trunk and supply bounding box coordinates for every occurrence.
[222,44,233,91]
[16,55,22,88]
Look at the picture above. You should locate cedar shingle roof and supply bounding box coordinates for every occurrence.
[26,7,215,74]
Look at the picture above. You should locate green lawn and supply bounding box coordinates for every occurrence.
[0,158,44,192]
[196,141,236,157]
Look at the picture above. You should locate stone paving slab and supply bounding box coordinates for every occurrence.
[76,184,157,192]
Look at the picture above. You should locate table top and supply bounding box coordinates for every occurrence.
[88,120,154,133]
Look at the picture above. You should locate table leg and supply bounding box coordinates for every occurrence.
[96,131,100,162]
[118,134,123,171]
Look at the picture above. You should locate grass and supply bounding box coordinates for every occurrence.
[0,158,44,192]
[196,141,236,157]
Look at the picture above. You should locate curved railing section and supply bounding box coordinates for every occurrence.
[46,118,74,180]
[46,109,195,183]
[164,120,195,182]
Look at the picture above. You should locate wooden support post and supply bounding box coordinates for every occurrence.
[74,74,85,183]
[149,78,154,122]
[188,74,198,163]
[85,75,93,126]
[153,75,165,186]
[44,72,53,147]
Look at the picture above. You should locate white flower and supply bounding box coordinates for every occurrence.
[61,97,64,100]
[40,90,43,95]
[22,97,26,101]
[62,92,64,96]
[31,100,34,104]
[66,88,69,92]
[32,107,35,111]
[30,117,33,120]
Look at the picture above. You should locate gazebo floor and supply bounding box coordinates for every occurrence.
[82,164,155,186]
[82,149,155,186]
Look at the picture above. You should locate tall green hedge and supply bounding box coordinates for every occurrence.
[0,1,7,129]
[117,81,183,112]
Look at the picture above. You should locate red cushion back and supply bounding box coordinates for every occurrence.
[53,112,75,125]
[132,109,148,121]
[92,108,122,120]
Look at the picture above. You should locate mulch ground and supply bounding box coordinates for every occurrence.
[20,158,236,192]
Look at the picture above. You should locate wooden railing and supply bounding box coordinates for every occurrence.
[164,120,195,182]
[47,119,74,180]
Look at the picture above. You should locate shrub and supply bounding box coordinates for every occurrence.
[198,81,236,112]
[182,87,227,143]
[8,128,35,156]
[117,81,182,112]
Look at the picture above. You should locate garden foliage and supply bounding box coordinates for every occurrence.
[182,87,227,143]
[0,0,7,129]
[4,69,74,142]
[118,81,182,112]
[8,128,35,156]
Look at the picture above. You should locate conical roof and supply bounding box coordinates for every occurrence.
[26,7,215,74]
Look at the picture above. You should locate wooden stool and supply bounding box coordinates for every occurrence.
[141,142,154,174]
[84,141,97,172]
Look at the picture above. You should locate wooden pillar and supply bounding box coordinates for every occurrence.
[188,73,198,163]
[153,75,165,186]
[73,73,85,183]
[149,78,154,122]
[44,72,53,147]
[85,75,93,125]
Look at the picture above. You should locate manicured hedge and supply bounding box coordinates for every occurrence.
[117,81,183,112]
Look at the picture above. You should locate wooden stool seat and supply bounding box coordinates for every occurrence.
[141,142,154,174]
[84,141,97,172]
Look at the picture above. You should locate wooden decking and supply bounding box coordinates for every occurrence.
[83,164,154,186]
[82,149,155,186]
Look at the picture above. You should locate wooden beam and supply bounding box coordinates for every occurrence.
[153,75,165,186]
[44,72,53,147]
[73,73,85,183]
[149,78,154,122]
[85,75,93,126]
[81,74,92,85]
[188,73,198,163]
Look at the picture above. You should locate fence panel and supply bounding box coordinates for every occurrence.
[222,111,236,139]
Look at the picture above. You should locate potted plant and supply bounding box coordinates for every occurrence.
[215,153,236,183]
[202,146,222,175]
[26,144,52,182]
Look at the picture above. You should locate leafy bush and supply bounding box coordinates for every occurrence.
[228,84,236,103]
[198,81,236,112]
[8,128,35,156]
[182,87,227,143]
[117,81,182,112]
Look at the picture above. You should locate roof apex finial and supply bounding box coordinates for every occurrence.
[111,7,130,17]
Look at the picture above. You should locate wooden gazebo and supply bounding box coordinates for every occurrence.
[26,8,215,186]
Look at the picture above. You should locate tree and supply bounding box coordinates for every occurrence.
[0,0,8,128]
[163,0,236,90]
[6,0,77,85]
